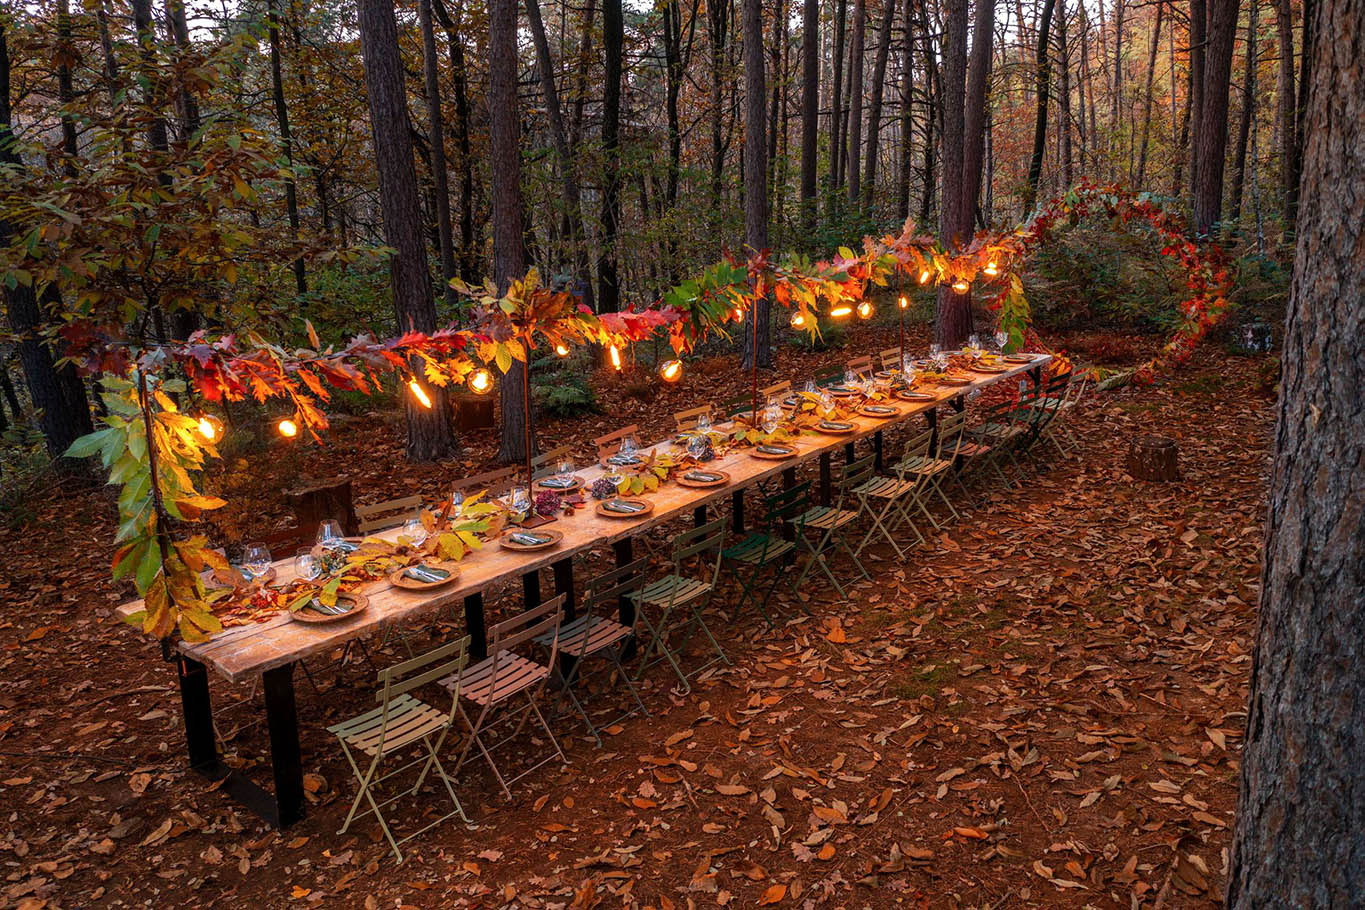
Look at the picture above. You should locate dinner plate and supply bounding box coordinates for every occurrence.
[858,404,899,418]
[594,498,655,519]
[204,565,277,589]
[896,390,936,401]
[815,420,856,435]
[290,591,370,624]
[751,444,798,460]
[675,468,731,489]
[533,475,582,493]
[310,537,365,559]
[972,364,1010,373]
[1004,353,1035,363]
[389,562,461,591]
[499,528,565,552]
[939,376,974,386]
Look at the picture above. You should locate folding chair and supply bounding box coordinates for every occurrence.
[1016,373,1071,466]
[962,398,1028,488]
[760,379,792,402]
[442,596,567,799]
[722,394,757,419]
[633,518,730,695]
[1030,373,1087,456]
[722,485,806,627]
[454,465,517,497]
[813,365,843,388]
[328,635,472,863]
[852,431,935,559]
[846,355,874,378]
[356,496,424,535]
[594,425,640,463]
[795,455,874,596]
[530,443,574,481]
[674,404,714,432]
[926,410,968,522]
[878,347,905,373]
[538,559,650,746]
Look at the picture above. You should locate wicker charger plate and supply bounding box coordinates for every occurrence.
[290,591,370,624]
[533,476,582,493]
[388,561,460,591]
[896,389,936,401]
[814,420,856,435]
[750,444,798,460]
[595,498,655,519]
[676,468,731,489]
[972,363,1010,373]
[1004,353,1035,363]
[939,376,974,387]
[310,537,366,559]
[204,565,277,589]
[858,404,900,418]
[499,528,565,552]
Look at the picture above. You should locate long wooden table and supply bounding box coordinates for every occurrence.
[118,353,1050,827]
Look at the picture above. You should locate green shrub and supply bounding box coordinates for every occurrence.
[534,374,598,418]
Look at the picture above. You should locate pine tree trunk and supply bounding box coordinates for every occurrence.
[429,0,477,281]
[829,0,848,196]
[959,0,993,233]
[846,0,867,204]
[799,0,820,227]
[1228,0,1365,896]
[1229,0,1257,222]
[417,0,458,309]
[1135,0,1165,185]
[1056,0,1074,186]
[742,0,772,369]
[266,0,306,297]
[935,0,971,347]
[1192,0,1239,234]
[1188,0,1207,194]
[599,0,624,315]
[710,0,730,213]
[1023,0,1057,214]
[1272,0,1296,227]
[1110,0,1126,175]
[862,0,897,206]
[356,0,456,462]
[896,0,915,221]
[163,0,201,138]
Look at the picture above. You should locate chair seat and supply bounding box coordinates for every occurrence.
[855,475,917,499]
[896,455,953,476]
[633,573,713,608]
[948,440,992,457]
[799,505,860,531]
[328,693,448,758]
[723,534,795,565]
[441,651,551,707]
[536,614,633,657]
[969,422,1025,439]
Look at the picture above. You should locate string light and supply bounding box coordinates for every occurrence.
[196,415,223,442]
[277,417,299,438]
[790,311,808,329]
[856,301,874,320]
[554,343,570,357]
[467,368,493,394]
[659,359,683,383]
[407,378,433,409]
[918,269,931,285]
[609,344,622,371]
[732,306,745,322]
[898,295,909,310]
[829,304,853,318]
[952,279,970,293]
[983,260,999,277]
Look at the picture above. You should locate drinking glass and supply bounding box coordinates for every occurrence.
[968,334,980,355]
[449,487,464,515]
[316,519,343,549]
[761,405,780,435]
[555,453,575,483]
[696,412,713,434]
[401,517,428,547]
[843,368,857,387]
[507,487,531,523]
[242,542,272,580]
[294,548,321,582]
[619,434,638,459]
[802,379,817,395]
[819,391,835,419]
[994,330,1009,353]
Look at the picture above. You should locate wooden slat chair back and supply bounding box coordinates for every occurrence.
[760,380,792,402]
[593,424,640,460]
[879,348,905,372]
[793,455,875,597]
[530,444,573,481]
[846,355,874,378]
[356,495,424,535]
[633,518,730,695]
[673,405,714,432]
[327,635,472,863]
[722,394,757,419]
[813,365,843,388]
[540,559,651,744]
[453,466,517,500]
[442,595,567,798]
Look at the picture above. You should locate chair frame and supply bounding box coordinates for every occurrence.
[795,455,875,596]
[356,495,424,535]
[723,485,810,626]
[530,444,574,481]
[673,404,714,432]
[633,518,730,694]
[593,425,640,461]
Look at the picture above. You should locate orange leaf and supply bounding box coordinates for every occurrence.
[759,884,787,905]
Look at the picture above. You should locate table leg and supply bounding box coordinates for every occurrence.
[693,505,707,528]
[926,408,939,451]
[464,592,487,661]
[731,490,745,533]
[780,466,797,556]
[552,558,576,621]
[819,452,832,506]
[262,663,305,829]
[179,656,218,772]
[522,571,542,608]
[844,442,856,463]
[1028,365,1043,389]
[873,430,884,473]
[613,539,637,658]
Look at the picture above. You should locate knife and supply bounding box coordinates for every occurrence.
[510,532,551,545]
[685,471,721,482]
[605,500,644,513]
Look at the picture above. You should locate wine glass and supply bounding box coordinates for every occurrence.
[696,411,713,435]
[994,329,1009,353]
[294,547,321,582]
[818,391,835,420]
[761,404,780,435]
[401,516,428,547]
[968,334,981,356]
[506,487,531,523]
[802,379,817,395]
[555,453,575,484]
[242,542,271,581]
[843,368,857,387]
[619,434,638,461]
[316,519,343,549]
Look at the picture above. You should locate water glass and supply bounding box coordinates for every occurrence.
[696,412,712,434]
[242,542,272,580]
[508,487,531,523]
[968,334,981,355]
[802,380,817,396]
[761,405,780,435]
[316,519,344,549]
[994,330,1008,353]
[401,517,428,546]
[294,548,321,582]
[555,454,575,482]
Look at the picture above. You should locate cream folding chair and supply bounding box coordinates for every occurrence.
[673,404,714,432]
[853,430,936,558]
[633,518,729,695]
[442,596,566,799]
[356,495,424,535]
[923,410,968,522]
[538,559,650,745]
[328,635,471,863]
[760,379,792,402]
[530,443,573,481]
[594,424,641,465]
[878,347,905,373]
[454,465,517,498]
[847,354,874,378]
[795,455,874,596]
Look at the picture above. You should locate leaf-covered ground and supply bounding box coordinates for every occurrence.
[0,327,1273,909]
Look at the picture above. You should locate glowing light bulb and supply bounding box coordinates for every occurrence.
[196,415,221,442]
[983,260,999,277]
[467,368,493,394]
[898,295,908,310]
[659,359,683,383]
[790,311,808,329]
[952,279,970,293]
[277,418,299,438]
[408,378,432,409]
[554,343,570,357]
[829,304,853,318]
[918,269,931,285]
[856,301,874,320]
[609,345,622,371]
[732,306,745,322]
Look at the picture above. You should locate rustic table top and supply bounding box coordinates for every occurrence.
[117,354,1050,682]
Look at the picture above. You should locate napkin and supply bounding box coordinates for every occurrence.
[604,500,645,513]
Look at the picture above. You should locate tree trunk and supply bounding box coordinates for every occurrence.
[417,0,458,309]
[598,0,624,314]
[896,0,915,221]
[429,0,478,282]
[1022,0,1057,213]
[355,0,455,462]
[1056,0,1074,187]
[935,0,971,347]
[799,0,820,227]
[94,0,120,104]
[163,0,201,139]
[1192,0,1239,234]
[862,0,897,206]
[742,0,772,369]
[55,0,79,174]
[265,0,306,297]
[1188,0,1207,193]
[829,0,848,196]
[1110,0,1126,174]
[959,0,992,233]
[1228,0,1365,896]
[1135,0,1165,185]
[709,0,730,212]
[845,0,867,204]
[1229,0,1257,222]
[1272,0,1296,227]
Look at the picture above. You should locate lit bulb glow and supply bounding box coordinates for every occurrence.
[856,301,874,320]
[659,359,683,382]
[277,418,299,438]
[196,415,220,442]
[467,368,493,394]
[555,343,570,357]
[790,311,807,329]
[983,261,999,277]
[829,304,853,318]
[609,345,622,371]
[898,295,908,310]
[918,269,931,285]
[952,279,970,293]
[732,306,744,322]
[408,378,432,409]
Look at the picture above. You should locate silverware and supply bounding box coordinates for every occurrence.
[510,533,551,545]
[605,500,643,513]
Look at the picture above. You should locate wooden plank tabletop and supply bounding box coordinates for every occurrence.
[117,354,1050,683]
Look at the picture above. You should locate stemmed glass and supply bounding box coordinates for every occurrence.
[401,516,428,547]
[802,379,817,396]
[555,453,575,484]
[241,542,272,582]
[618,434,639,462]
[968,334,981,356]
[994,329,1009,354]
[294,547,322,582]
[316,519,344,550]
[843,368,857,387]
[504,487,531,523]
[695,411,713,435]
[818,390,835,420]
[761,403,781,435]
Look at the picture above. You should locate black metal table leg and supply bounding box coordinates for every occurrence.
[522,571,542,607]
[873,430,884,473]
[819,452,832,505]
[926,408,939,450]
[464,592,487,660]
[613,539,637,658]
[844,442,856,463]
[1028,365,1043,389]
[552,558,576,621]
[262,663,305,829]
[693,505,707,527]
[731,490,745,533]
[179,656,218,772]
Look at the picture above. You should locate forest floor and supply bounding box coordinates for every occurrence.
[0,322,1275,909]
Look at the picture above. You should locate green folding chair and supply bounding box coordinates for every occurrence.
[959,399,1025,489]
[723,484,808,626]
[632,518,730,695]
[328,635,472,863]
[795,455,874,596]
[853,430,936,558]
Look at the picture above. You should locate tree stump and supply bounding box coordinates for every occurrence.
[1127,436,1181,481]
[453,393,495,432]
[283,477,357,536]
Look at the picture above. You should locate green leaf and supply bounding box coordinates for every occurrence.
[64,427,119,459]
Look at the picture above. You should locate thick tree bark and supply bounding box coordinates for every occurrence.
[1228,0,1365,898]
[429,0,478,281]
[598,0,624,315]
[1192,0,1239,234]
[709,0,730,212]
[935,0,971,347]
[846,0,867,204]
[356,0,455,462]
[417,0,457,309]
[741,0,772,369]
[862,0,898,206]
[265,0,306,297]
[1135,0,1165,185]
[959,0,992,233]
[1271,0,1296,226]
[896,0,914,221]
[1188,0,1207,192]
[799,0,820,227]
[1022,0,1057,214]
[1229,0,1257,222]
[829,0,848,195]
[1289,0,1313,230]
[1056,0,1074,187]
